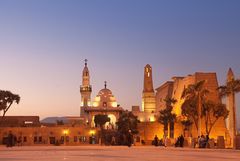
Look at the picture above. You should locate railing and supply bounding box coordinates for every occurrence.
[80,85,92,92]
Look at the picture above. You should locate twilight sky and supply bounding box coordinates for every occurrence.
[0,0,240,125]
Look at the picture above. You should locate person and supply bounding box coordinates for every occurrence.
[164,136,168,147]
[7,131,14,147]
[159,139,164,146]
[199,135,205,148]
[17,136,22,146]
[111,136,116,145]
[175,137,180,147]
[179,135,184,147]
[153,135,159,146]
[141,140,145,145]
[205,135,209,148]
[127,132,133,147]
[197,136,201,148]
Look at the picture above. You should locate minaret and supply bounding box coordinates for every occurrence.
[80,59,92,108]
[142,64,156,113]
[226,68,237,148]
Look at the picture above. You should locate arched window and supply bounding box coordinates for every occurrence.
[103,102,107,107]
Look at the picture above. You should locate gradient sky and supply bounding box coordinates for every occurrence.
[0,0,240,126]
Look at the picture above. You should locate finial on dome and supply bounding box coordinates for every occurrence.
[104,81,107,89]
[84,59,88,67]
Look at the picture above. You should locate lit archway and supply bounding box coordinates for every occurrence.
[105,114,117,129]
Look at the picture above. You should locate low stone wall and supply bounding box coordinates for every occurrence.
[0,126,98,146]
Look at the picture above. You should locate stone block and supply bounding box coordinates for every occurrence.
[207,139,215,149]
[165,138,172,147]
[217,136,225,149]
[183,139,188,147]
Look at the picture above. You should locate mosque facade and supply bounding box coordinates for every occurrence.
[79,60,123,129]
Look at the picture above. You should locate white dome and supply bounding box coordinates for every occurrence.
[93,86,117,108]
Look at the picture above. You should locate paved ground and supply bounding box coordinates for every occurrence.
[0,146,239,161]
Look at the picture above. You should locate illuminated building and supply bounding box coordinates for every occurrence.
[80,59,92,115]
[79,61,123,129]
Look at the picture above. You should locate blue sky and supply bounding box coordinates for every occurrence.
[0,0,240,126]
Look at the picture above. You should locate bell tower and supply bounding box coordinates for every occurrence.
[142,64,156,113]
[80,59,92,108]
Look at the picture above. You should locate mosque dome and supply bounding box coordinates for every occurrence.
[98,88,113,96]
[93,81,118,108]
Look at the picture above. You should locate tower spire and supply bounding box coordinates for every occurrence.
[80,59,92,109]
[104,81,107,89]
[142,64,156,113]
[84,59,88,67]
[143,64,154,92]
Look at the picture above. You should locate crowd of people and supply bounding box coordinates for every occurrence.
[152,134,210,148]
[152,135,168,147]
[196,135,209,148]
[175,135,184,147]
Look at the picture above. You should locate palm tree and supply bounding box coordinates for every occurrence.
[158,97,177,138]
[181,119,193,131]
[181,80,209,137]
[218,69,240,149]
[0,90,20,118]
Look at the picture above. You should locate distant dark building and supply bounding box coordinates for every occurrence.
[0,116,40,127]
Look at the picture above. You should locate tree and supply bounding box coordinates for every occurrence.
[0,90,20,118]
[202,101,229,135]
[218,77,240,149]
[181,98,198,130]
[158,97,177,138]
[181,80,209,136]
[116,111,139,145]
[181,119,193,137]
[181,85,229,137]
[116,111,139,135]
[181,119,193,131]
[94,114,110,144]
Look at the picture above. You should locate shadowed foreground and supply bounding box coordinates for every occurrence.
[0,146,239,161]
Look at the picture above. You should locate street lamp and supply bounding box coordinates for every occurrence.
[63,129,69,145]
[89,130,96,135]
[89,130,96,144]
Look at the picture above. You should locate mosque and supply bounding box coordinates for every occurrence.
[79,59,124,129]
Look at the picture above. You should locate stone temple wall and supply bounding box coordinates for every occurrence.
[152,72,229,143]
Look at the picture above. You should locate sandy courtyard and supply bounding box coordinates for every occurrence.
[0,146,239,161]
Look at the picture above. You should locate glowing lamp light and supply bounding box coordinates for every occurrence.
[95,96,100,102]
[139,117,144,122]
[111,102,117,107]
[149,116,155,122]
[89,130,96,135]
[93,102,98,107]
[88,101,91,106]
[63,129,69,135]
